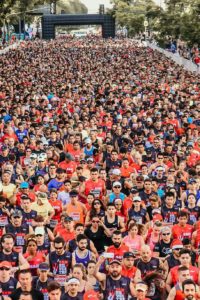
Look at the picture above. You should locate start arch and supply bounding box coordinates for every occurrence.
[42,14,115,39]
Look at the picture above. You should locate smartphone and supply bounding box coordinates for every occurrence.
[102,252,114,259]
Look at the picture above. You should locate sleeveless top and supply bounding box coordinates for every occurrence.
[49,251,71,275]
[104,215,119,230]
[33,277,52,300]
[174,283,184,300]
[68,238,91,253]
[5,223,29,252]
[74,249,92,267]
[104,275,130,300]
[1,277,17,297]
[0,251,19,267]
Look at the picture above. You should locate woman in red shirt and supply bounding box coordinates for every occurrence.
[48,188,63,230]
[24,236,45,276]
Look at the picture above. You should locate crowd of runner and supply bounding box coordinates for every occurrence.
[0,36,199,300]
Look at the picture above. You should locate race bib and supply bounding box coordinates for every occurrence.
[54,275,67,286]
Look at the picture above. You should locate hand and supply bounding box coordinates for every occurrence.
[97,255,106,265]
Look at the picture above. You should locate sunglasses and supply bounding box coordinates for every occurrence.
[162,233,170,236]
[36,234,43,237]
[92,220,99,223]
[13,216,21,219]
[114,186,121,189]
[55,246,63,250]
[87,161,94,164]
[0,267,10,271]
[94,202,100,205]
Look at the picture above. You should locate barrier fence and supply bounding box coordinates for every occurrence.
[146,41,200,74]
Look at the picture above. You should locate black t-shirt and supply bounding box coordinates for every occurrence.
[84,226,106,253]
[61,292,83,300]
[154,240,172,257]
[10,287,44,300]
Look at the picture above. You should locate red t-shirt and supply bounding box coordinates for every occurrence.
[171,265,199,285]
[107,244,129,261]
[172,224,193,240]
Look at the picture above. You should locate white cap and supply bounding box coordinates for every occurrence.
[147,117,152,122]
[85,138,92,144]
[35,227,45,235]
[30,153,37,159]
[133,196,142,202]
[113,181,122,187]
[112,169,121,176]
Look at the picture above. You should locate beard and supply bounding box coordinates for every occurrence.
[4,248,12,253]
[79,247,86,251]
[113,242,121,248]
[111,271,120,278]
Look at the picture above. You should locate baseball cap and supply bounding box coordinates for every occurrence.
[112,169,121,176]
[109,259,121,265]
[133,196,141,202]
[189,178,197,184]
[11,209,22,217]
[38,262,49,271]
[147,117,152,122]
[136,175,144,182]
[30,153,37,159]
[123,252,135,259]
[156,166,164,171]
[0,261,11,268]
[85,138,92,144]
[20,182,29,189]
[130,187,138,194]
[113,181,122,188]
[37,192,48,202]
[64,216,73,222]
[135,282,148,292]
[35,227,45,236]
[171,239,183,250]
[86,157,94,163]
[1,145,8,151]
[38,157,46,162]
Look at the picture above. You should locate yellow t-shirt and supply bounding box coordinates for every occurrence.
[31,201,54,219]
[2,183,16,199]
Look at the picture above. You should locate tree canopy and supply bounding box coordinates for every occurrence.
[110,0,200,45]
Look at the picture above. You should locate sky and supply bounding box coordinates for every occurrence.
[81,0,165,13]
[81,0,113,13]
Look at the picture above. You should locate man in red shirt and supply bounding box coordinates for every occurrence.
[55,216,75,242]
[172,211,193,241]
[80,167,106,201]
[58,153,76,179]
[166,249,200,293]
[122,251,141,282]
[106,230,129,261]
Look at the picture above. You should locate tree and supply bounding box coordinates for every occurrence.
[0,0,18,26]
[110,0,161,36]
[156,0,200,45]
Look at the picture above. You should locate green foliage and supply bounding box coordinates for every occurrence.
[111,0,200,44]
[0,0,87,25]
[110,0,161,36]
